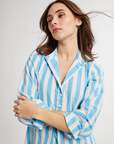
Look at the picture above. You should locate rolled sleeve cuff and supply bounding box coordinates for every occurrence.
[63,112,81,139]
[18,117,45,129]
[32,99,51,130]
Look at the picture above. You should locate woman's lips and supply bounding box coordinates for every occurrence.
[53,28,61,32]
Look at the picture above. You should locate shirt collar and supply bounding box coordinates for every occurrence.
[44,47,86,88]
[45,47,86,65]
[44,47,58,61]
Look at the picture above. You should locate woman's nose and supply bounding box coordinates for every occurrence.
[51,17,58,25]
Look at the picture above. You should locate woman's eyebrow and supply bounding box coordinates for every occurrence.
[47,9,65,19]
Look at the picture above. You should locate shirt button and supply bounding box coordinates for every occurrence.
[60,93,62,96]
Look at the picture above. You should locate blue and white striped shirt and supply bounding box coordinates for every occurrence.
[18,47,104,144]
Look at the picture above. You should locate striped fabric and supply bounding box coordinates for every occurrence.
[18,47,104,144]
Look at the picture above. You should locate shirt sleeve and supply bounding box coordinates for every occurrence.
[63,63,104,139]
[17,51,51,130]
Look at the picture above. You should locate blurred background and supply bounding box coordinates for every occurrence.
[0,0,114,143]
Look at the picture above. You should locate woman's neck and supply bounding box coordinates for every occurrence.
[57,35,79,61]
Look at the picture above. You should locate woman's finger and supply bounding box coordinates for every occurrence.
[14,113,19,117]
[17,95,27,100]
[14,100,20,104]
[13,108,18,113]
[13,105,18,109]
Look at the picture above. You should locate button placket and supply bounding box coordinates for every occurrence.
[58,92,63,109]
[60,93,62,96]
[58,104,61,107]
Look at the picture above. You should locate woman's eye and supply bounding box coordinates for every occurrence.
[59,14,65,18]
[48,19,52,23]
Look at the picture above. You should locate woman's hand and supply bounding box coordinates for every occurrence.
[13,95,37,119]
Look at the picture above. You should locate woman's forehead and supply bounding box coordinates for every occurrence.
[47,3,70,16]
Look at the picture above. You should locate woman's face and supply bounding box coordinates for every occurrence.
[47,3,82,41]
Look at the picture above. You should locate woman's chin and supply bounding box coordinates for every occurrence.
[52,35,65,41]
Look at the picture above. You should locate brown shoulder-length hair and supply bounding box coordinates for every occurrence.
[36,0,96,62]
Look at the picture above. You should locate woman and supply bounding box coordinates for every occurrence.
[13,0,104,143]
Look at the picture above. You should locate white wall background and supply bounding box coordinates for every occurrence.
[0,0,114,144]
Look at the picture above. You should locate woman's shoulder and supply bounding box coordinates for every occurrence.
[29,50,44,61]
[87,60,104,78]
[26,50,45,71]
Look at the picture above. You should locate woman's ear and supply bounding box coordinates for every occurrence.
[75,18,82,27]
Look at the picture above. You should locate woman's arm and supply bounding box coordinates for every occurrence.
[15,51,52,130]
[43,110,69,127]
[14,95,70,133]
[35,107,70,133]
